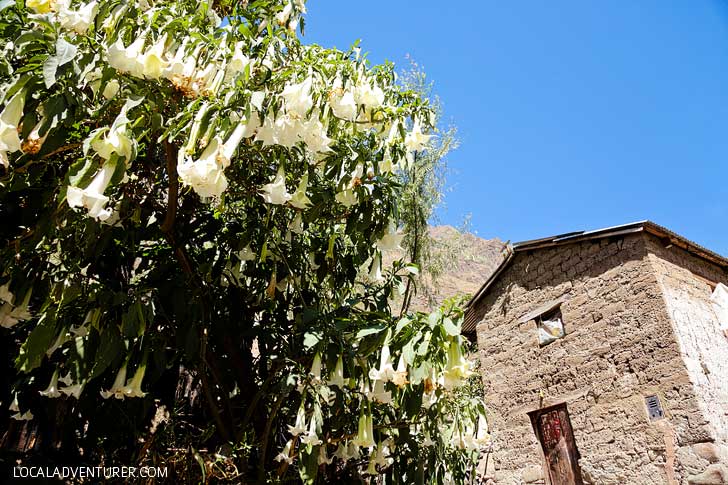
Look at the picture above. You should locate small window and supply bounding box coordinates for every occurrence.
[537,307,565,347]
[645,395,665,421]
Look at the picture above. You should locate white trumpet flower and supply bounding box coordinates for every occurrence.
[440,340,474,390]
[0,91,25,168]
[289,173,312,209]
[274,439,295,464]
[328,78,357,121]
[66,159,117,220]
[226,42,251,80]
[368,253,383,282]
[287,403,307,436]
[391,356,409,388]
[100,363,128,399]
[56,0,98,34]
[140,34,168,79]
[352,411,375,449]
[404,118,431,152]
[368,344,395,383]
[327,354,347,389]
[354,81,385,109]
[108,35,146,78]
[376,223,404,251]
[260,166,292,205]
[300,415,323,447]
[317,445,333,465]
[0,287,31,328]
[121,361,147,398]
[281,77,313,117]
[39,369,61,398]
[178,137,228,199]
[368,379,392,404]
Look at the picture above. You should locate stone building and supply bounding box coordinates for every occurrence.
[463,221,728,485]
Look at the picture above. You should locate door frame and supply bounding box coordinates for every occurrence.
[528,402,584,485]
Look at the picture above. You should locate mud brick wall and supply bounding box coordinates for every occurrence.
[646,233,728,484]
[473,232,721,485]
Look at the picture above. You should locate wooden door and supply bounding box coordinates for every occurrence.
[529,404,583,485]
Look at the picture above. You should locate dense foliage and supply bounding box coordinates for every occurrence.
[0,0,488,482]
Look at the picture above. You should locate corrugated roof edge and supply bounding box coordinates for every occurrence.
[462,220,728,336]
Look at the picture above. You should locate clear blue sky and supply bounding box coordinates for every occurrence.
[304,1,728,255]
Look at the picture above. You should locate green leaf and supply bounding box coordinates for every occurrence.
[298,448,318,484]
[394,316,410,337]
[42,56,59,89]
[303,331,321,349]
[416,331,432,356]
[42,38,78,88]
[89,325,122,379]
[16,313,57,373]
[355,324,386,339]
[442,317,460,337]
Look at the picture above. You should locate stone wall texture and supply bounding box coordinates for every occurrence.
[473,232,728,484]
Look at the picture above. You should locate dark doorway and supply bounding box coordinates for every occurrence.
[528,403,584,485]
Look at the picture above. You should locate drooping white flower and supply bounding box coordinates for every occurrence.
[0,287,31,328]
[26,0,52,14]
[376,223,404,251]
[108,35,146,78]
[0,91,25,168]
[289,173,312,209]
[287,403,307,436]
[352,410,375,449]
[335,187,357,207]
[300,415,323,447]
[422,431,435,447]
[140,34,168,79]
[368,253,383,282]
[39,369,61,398]
[89,105,135,161]
[260,166,292,205]
[121,360,147,398]
[327,354,347,389]
[318,445,333,465]
[100,363,128,399]
[309,352,323,382]
[300,116,332,154]
[391,356,409,388]
[59,376,85,399]
[274,439,295,464]
[21,115,49,155]
[226,42,251,80]
[281,77,313,117]
[368,344,395,383]
[66,159,117,220]
[367,379,392,404]
[354,81,385,108]
[404,118,431,152]
[0,282,12,303]
[178,136,229,199]
[328,78,357,121]
[440,340,474,390]
[56,0,98,34]
[275,2,293,26]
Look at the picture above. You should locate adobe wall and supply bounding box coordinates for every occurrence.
[474,233,713,485]
[646,234,728,483]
